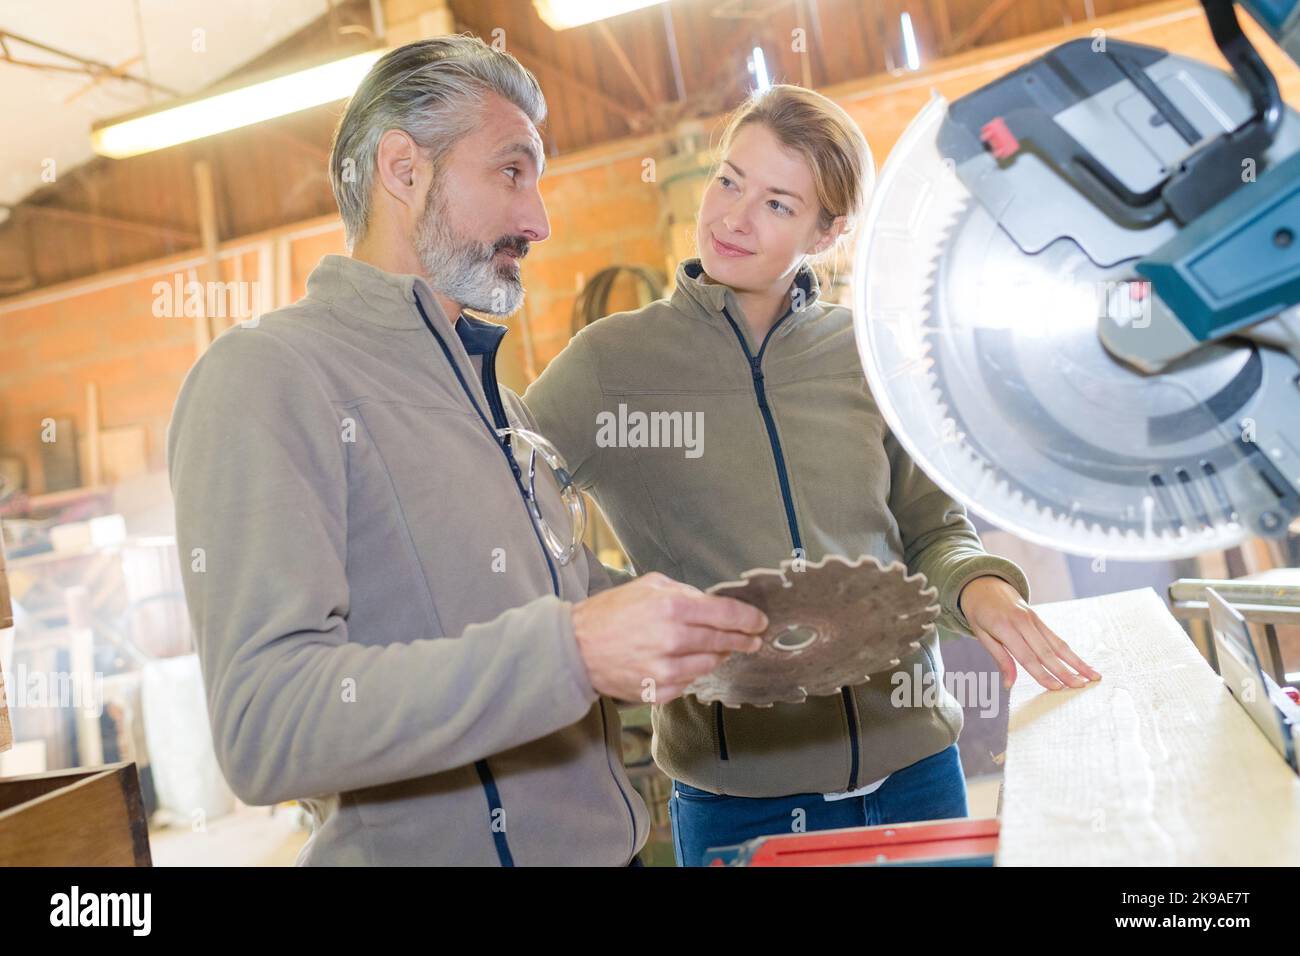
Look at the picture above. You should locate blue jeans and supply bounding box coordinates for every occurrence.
[668,744,969,867]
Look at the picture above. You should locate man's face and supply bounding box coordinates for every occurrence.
[415,92,550,317]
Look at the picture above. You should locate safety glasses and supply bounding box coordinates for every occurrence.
[496,426,587,566]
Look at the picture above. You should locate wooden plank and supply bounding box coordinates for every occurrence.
[944,0,1021,54]
[0,525,10,754]
[193,160,219,354]
[0,661,10,754]
[0,526,11,630]
[0,766,104,813]
[85,382,102,488]
[0,763,151,866]
[999,588,1300,865]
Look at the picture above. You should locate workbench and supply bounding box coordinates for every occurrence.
[998,587,1300,865]
[713,586,1300,866]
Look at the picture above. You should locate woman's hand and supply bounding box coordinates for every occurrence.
[958,576,1102,691]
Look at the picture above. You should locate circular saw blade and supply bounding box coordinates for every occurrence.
[852,94,1298,560]
[683,554,939,709]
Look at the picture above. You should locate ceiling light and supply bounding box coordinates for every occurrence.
[91,49,384,159]
[900,13,922,71]
[533,0,669,31]
[750,46,770,91]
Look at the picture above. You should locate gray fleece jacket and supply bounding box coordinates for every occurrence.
[525,259,1030,798]
[167,253,649,865]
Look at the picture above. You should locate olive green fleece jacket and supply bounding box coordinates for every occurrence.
[524,258,1031,798]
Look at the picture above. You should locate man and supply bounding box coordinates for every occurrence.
[167,35,767,866]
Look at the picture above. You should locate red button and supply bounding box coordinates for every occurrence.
[980,117,1020,160]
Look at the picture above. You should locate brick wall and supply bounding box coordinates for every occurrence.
[2,0,1295,494]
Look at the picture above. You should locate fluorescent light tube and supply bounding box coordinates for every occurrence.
[533,0,668,31]
[92,49,384,159]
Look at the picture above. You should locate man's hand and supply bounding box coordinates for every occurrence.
[572,572,767,704]
[958,575,1102,691]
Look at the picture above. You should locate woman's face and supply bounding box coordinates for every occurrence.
[696,122,838,295]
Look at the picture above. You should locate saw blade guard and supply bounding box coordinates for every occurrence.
[852,93,1296,560]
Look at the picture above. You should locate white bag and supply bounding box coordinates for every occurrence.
[141,653,235,823]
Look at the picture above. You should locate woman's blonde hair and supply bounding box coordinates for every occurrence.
[717,84,875,238]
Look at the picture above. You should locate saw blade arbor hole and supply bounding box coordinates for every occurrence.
[772,624,820,652]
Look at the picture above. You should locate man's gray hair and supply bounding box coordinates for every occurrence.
[329,34,546,247]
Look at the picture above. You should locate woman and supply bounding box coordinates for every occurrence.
[525,85,1101,866]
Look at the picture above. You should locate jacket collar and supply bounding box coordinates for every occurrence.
[670,257,822,331]
[306,254,446,332]
[305,253,509,358]
[454,312,509,357]
[304,252,506,369]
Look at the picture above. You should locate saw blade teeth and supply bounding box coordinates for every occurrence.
[687,556,941,706]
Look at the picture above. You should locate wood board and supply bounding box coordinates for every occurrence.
[0,521,9,752]
[0,763,151,865]
[0,661,9,754]
[998,587,1300,865]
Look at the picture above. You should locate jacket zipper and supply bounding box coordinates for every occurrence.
[714,703,729,760]
[418,300,638,862]
[598,698,640,860]
[719,305,861,790]
[417,300,559,595]
[481,329,639,861]
[478,331,563,593]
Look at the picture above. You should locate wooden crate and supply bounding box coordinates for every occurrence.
[0,762,151,866]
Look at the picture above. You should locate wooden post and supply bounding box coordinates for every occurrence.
[0,664,10,754]
[192,159,219,355]
[85,382,102,489]
[0,526,12,754]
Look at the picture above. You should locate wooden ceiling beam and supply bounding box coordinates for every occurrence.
[263,128,332,165]
[471,28,648,129]
[0,210,37,295]
[10,204,198,246]
[943,0,1020,55]
[661,2,687,102]
[595,21,657,113]
[933,0,953,52]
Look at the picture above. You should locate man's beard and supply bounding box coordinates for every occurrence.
[414,182,529,317]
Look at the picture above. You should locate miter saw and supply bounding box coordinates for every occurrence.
[854,0,1300,560]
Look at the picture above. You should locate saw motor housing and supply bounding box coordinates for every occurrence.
[854,0,1300,558]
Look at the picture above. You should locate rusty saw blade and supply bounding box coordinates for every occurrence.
[684,554,940,708]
